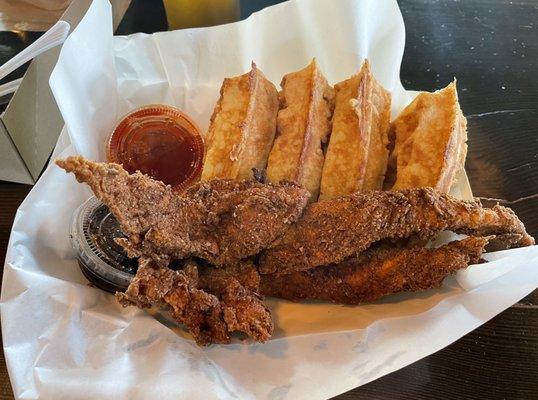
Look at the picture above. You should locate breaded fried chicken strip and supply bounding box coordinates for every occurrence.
[57,156,309,267]
[196,259,261,294]
[260,237,488,304]
[260,188,534,275]
[117,259,273,345]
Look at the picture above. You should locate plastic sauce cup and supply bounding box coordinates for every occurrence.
[107,104,205,192]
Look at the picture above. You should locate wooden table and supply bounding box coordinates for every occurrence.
[1,0,536,398]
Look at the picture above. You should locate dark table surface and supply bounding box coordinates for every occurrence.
[1,0,537,399]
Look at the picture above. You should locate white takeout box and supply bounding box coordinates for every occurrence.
[0,0,130,184]
[1,0,537,399]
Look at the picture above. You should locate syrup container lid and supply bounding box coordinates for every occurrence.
[70,196,136,293]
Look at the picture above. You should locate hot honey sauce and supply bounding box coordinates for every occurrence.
[108,105,204,191]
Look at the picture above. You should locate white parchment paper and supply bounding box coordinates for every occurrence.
[2,0,537,399]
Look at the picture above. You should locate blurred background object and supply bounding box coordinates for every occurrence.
[163,0,240,29]
[115,0,286,34]
[0,0,70,31]
[0,0,285,34]
[0,0,130,31]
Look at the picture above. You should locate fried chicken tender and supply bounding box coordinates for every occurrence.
[197,259,261,293]
[484,233,533,252]
[266,59,335,199]
[260,237,489,304]
[117,259,227,345]
[320,60,391,199]
[259,188,534,275]
[57,156,309,267]
[117,259,273,345]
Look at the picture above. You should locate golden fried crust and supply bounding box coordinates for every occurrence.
[57,156,310,267]
[60,156,533,276]
[117,259,273,345]
[266,59,335,200]
[390,80,468,192]
[260,237,489,304]
[197,259,260,293]
[259,188,534,275]
[320,60,391,200]
[116,260,229,345]
[202,63,279,180]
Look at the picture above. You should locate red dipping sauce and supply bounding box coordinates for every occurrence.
[107,105,204,191]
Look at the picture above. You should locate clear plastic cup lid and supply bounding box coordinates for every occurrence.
[70,196,137,293]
